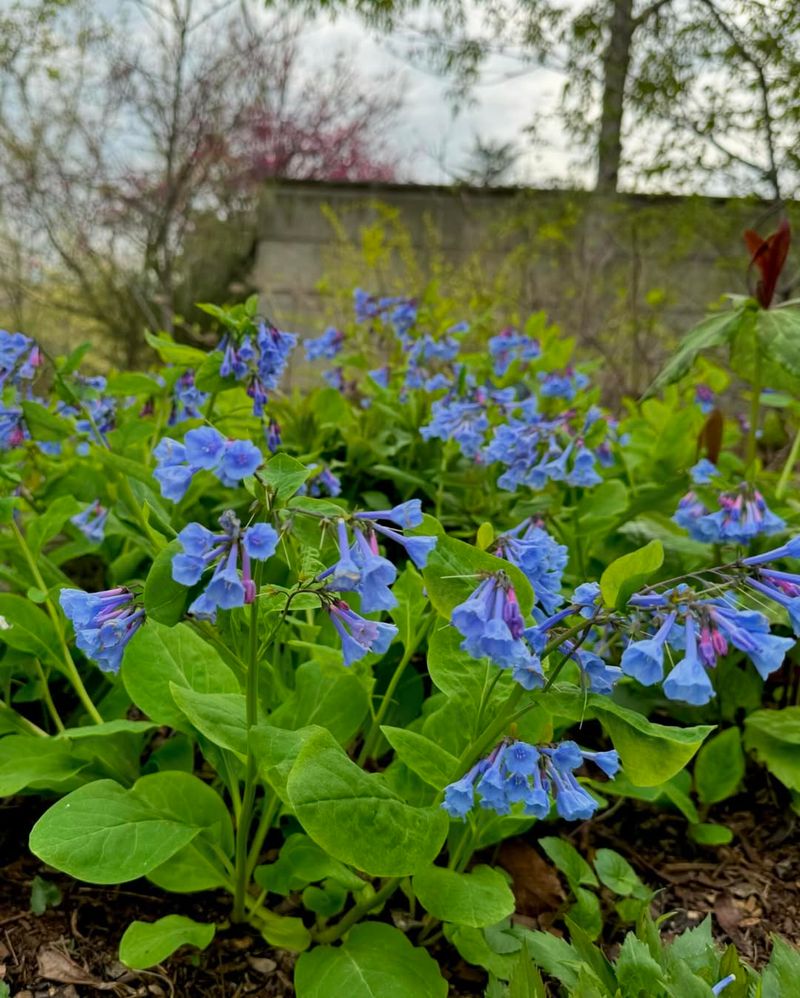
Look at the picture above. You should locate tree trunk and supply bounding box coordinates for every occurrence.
[596,0,636,193]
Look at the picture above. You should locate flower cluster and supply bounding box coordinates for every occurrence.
[674,482,784,543]
[494,519,568,615]
[484,408,603,492]
[488,327,541,376]
[354,289,417,337]
[218,320,296,416]
[0,330,42,387]
[421,396,489,458]
[60,587,144,673]
[169,370,208,425]
[172,511,278,619]
[71,501,109,543]
[0,405,26,450]
[305,327,344,361]
[326,600,398,666]
[538,367,589,401]
[153,427,262,501]
[451,573,545,690]
[442,738,620,821]
[299,464,342,498]
[404,331,462,392]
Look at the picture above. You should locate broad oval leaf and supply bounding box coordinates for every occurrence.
[120,915,215,969]
[412,864,515,928]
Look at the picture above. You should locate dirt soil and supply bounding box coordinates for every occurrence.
[1,771,797,997]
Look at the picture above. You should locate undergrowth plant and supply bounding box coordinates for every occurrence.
[0,221,799,994]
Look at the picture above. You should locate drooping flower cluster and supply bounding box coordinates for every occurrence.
[354,289,417,337]
[484,406,604,492]
[442,738,620,821]
[317,501,437,665]
[622,586,794,706]
[71,501,109,543]
[421,396,489,458]
[299,464,342,498]
[494,519,568,615]
[403,331,462,393]
[0,330,42,387]
[537,367,589,401]
[305,327,344,361]
[153,427,263,501]
[450,572,545,690]
[488,327,540,376]
[674,482,784,543]
[169,370,208,425]
[218,320,297,416]
[172,511,278,619]
[60,587,144,673]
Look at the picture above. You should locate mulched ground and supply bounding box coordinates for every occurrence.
[1,767,797,996]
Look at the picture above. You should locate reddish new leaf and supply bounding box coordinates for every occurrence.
[744,219,791,309]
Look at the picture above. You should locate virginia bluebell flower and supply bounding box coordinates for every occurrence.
[172,511,278,619]
[488,327,540,376]
[0,330,42,386]
[689,458,719,484]
[60,587,144,673]
[711,975,736,996]
[442,738,619,821]
[368,366,390,388]
[71,501,109,544]
[620,612,677,685]
[318,522,398,612]
[169,370,208,425]
[451,573,540,680]
[265,418,281,453]
[695,384,715,413]
[538,367,590,401]
[218,320,296,416]
[0,405,26,450]
[494,520,567,615]
[300,465,342,498]
[305,327,344,360]
[327,599,397,666]
[420,397,489,459]
[322,367,346,391]
[674,483,784,543]
[153,428,263,501]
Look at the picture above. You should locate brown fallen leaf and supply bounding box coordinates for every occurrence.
[37,946,117,990]
[498,840,565,918]
[714,894,746,943]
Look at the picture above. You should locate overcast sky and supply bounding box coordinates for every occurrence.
[294,9,586,187]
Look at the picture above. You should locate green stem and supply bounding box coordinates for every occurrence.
[246,791,281,880]
[314,877,401,944]
[0,700,47,737]
[11,521,103,724]
[747,348,762,474]
[777,423,800,499]
[232,572,265,923]
[33,659,65,733]
[357,622,429,767]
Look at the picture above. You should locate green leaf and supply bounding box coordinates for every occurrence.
[0,594,62,669]
[294,922,447,998]
[538,837,598,888]
[106,372,164,396]
[169,686,251,756]
[476,522,495,550]
[689,823,733,845]
[599,540,664,610]
[286,727,448,876]
[251,724,316,801]
[389,564,427,653]
[762,935,800,998]
[262,452,310,502]
[29,771,232,883]
[427,624,515,712]
[268,661,368,745]
[143,541,192,626]
[520,930,580,990]
[508,943,547,998]
[646,307,748,395]
[26,495,82,554]
[255,833,363,895]
[615,933,666,993]
[744,708,800,791]
[563,918,617,994]
[119,915,215,969]
[381,727,459,790]
[144,330,208,366]
[0,736,87,795]
[20,400,74,441]
[694,727,744,805]
[593,849,649,898]
[758,308,800,379]
[568,887,603,940]
[30,875,62,915]
[550,689,713,786]
[423,533,533,619]
[412,864,515,928]
[122,621,239,730]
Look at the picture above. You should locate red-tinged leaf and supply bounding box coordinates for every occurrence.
[745,219,791,309]
[697,408,724,464]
